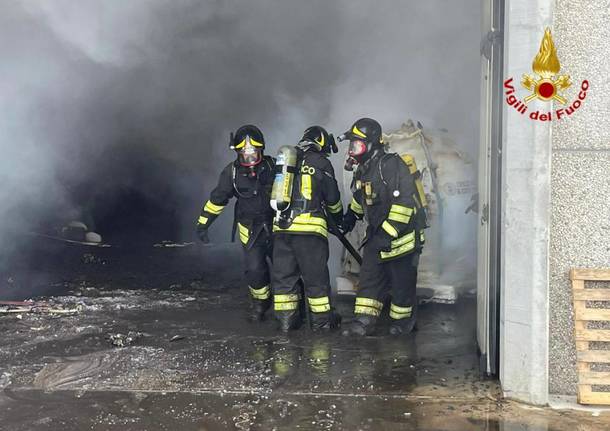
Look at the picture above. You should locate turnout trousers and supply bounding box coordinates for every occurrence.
[271,234,335,330]
[354,243,419,330]
[242,225,273,317]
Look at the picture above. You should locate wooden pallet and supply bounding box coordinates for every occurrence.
[571,268,610,405]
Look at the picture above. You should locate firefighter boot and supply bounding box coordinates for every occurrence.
[249,298,271,322]
[389,307,418,335]
[310,310,342,333]
[277,310,301,333]
[341,315,377,337]
[388,318,417,335]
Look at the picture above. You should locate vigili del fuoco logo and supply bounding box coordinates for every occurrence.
[504,27,589,122]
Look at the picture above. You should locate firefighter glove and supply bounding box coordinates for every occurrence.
[341,209,358,234]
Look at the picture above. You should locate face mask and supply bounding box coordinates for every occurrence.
[238,140,262,167]
[344,139,368,170]
[348,139,367,157]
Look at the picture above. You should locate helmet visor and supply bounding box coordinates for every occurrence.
[348,139,367,157]
[238,142,262,167]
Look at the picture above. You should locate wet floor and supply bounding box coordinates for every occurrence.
[0,242,609,430]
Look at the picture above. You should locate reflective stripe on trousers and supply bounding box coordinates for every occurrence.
[389,303,412,320]
[308,296,330,313]
[354,297,383,317]
[249,285,270,300]
[274,293,299,311]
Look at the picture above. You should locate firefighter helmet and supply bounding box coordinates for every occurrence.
[342,118,383,168]
[343,118,383,145]
[231,125,265,167]
[299,125,338,154]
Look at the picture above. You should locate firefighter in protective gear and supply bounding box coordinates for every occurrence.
[271,125,343,333]
[340,118,425,336]
[196,125,275,322]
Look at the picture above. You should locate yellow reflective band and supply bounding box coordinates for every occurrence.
[350,198,364,215]
[273,223,328,237]
[238,223,249,245]
[250,285,270,300]
[301,174,312,200]
[390,303,412,314]
[382,221,399,238]
[391,230,416,248]
[314,133,325,147]
[308,296,330,305]
[327,200,343,214]
[273,214,328,237]
[389,303,413,320]
[381,242,415,259]
[197,216,209,225]
[352,125,367,138]
[355,297,383,309]
[310,303,331,313]
[380,233,416,260]
[234,139,246,149]
[388,212,411,224]
[308,296,330,312]
[274,294,299,302]
[274,294,299,310]
[420,231,425,243]
[390,204,413,216]
[355,305,381,317]
[388,206,413,224]
[275,302,299,311]
[249,137,264,147]
[204,201,225,215]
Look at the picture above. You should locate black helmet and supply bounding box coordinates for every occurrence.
[343,118,383,145]
[230,124,265,150]
[342,118,383,169]
[230,124,265,167]
[299,125,338,154]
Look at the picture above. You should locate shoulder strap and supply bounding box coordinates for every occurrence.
[231,163,238,194]
[377,153,396,186]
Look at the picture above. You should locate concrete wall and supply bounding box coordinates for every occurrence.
[500,0,552,405]
[549,0,610,395]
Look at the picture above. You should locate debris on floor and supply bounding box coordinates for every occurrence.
[0,300,83,316]
[108,331,144,347]
[81,253,107,265]
[0,372,11,389]
[419,284,458,304]
[29,231,112,247]
[153,240,194,248]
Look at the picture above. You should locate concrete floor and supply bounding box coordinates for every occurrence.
[0,240,609,430]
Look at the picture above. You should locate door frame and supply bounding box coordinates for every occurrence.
[477,0,504,377]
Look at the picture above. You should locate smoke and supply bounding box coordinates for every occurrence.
[0,0,480,258]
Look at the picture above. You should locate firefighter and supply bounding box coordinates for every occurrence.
[340,118,425,336]
[196,125,275,322]
[271,126,343,332]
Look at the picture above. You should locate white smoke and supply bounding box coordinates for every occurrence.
[0,0,481,264]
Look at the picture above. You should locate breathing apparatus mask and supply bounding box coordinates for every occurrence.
[340,118,384,171]
[238,137,263,167]
[344,138,369,171]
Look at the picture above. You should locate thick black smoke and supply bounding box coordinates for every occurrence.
[0,0,480,253]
